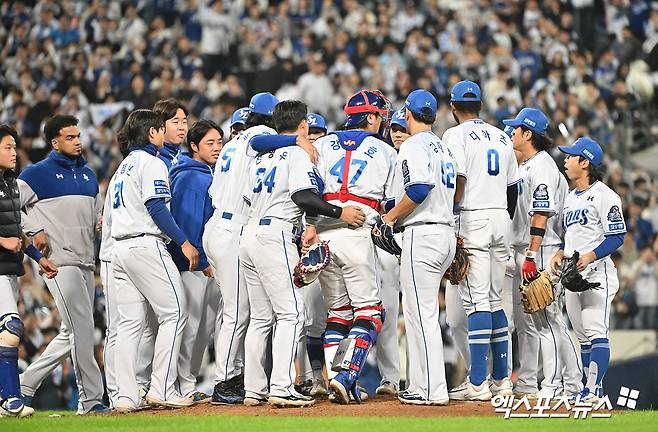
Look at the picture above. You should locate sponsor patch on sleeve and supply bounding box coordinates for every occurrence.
[607,205,623,222]
[533,184,549,200]
[402,159,410,185]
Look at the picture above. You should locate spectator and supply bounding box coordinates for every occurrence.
[627,197,655,249]
[628,246,658,330]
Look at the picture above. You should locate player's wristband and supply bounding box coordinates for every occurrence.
[529,226,546,237]
[25,244,44,262]
[525,250,537,261]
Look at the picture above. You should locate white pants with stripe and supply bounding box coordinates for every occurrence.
[20,266,104,414]
[240,220,305,398]
[400,223,455,401]
[100,260,119,408]
[112,235,187,407]
[375,248,401,386]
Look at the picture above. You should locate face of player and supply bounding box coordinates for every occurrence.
[192,128,223,166]
[391,125,410,150]
[149,125,166,149]
[563,154,588,182]
[164,108,188,145]
[0,135,17,170]
[308,130,326,144]
[52,125,82,158]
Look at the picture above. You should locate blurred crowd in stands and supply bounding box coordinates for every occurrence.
[1,0,657,409]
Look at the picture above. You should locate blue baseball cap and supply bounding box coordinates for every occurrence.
[559,136,604,167]
[450,80,481,102]
[503,108,549,135]
[307,113,327,131]
[230,107,250,127]
[404,89,437,118]
[503,125,514,139]
[391,108,407,129]
[248,92,279,116]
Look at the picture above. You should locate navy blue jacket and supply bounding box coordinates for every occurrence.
[167,153,214,272]
[158,143,180,170]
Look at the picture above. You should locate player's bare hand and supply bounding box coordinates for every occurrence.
[550,250,564,274]
[382,213,396,226]
[0,237,22,253]
[340,205,365,228]
[577,251,597,272]
[96,219,103,233]
[296,135,318,164]
[38,257,58,279]
[302,225,320,254]
[182,240,200,271]
[34,231,51,257]
[202,265,214,278]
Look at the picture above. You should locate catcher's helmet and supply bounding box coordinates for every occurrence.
[343,90,392,138]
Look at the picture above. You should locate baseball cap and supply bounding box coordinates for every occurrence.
[307,113,327,131]
[503,125,514,139]
[450,80,481,102]
[391,108,407,129]
[248,92,279,116]
[503,108,549,135]
[404,89,437,118]
[558,136,604,167]
[230,107,250,127]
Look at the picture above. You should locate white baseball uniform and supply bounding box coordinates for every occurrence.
[511,150,583,397]
[203,125,275,387]
[240,145,317,399]
[374,248,401,388]
[390,130,457,401]
[313,132,396,380]
[109,148,187,408]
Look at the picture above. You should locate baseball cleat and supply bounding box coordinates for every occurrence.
[243,396,267,407]
[513,391,540,400]
[310,379,328,397]
[145,395,193,409]
[489,377,513,397]
[376,381,399,396]
[114,405,136,414]
[398,391,449,406]
[78,403,112,415]
[22,395,33,407]
[448,379,492,401]
[571,387,603,405]
[295,379,314,396]
[0,397,34,417]
[329,378,350,404]
[187,391,211,405]
[268,394,315,408]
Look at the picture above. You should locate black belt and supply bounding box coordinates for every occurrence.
[397,222,439,233]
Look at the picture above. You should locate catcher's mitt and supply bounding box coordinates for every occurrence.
[519,271,555,313]
[560,251,601,292]
[371,216,401,256]
[444,236,471,285]
[293,241,331,288]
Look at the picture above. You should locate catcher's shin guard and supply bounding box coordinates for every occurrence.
[323,313,351,380]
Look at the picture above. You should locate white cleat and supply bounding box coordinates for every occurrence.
[448,379,493,401]
[376,381,399,396]
[243,396,267,406]
[398,390,449,406]
[489,377,513,397]
[268,394,315,408]
[0,398,35,418]
[310,379,328,397]
[145,394,193,409]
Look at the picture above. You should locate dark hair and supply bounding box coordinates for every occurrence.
[0,125,19,147]
[578,156,603,184]
[410,110,435,125]
[43,114,78,145]
[520,126,554,152]
[187,119,223,154]
[245,112,275,130]
[120,109,164,149]
[452,98,482,115]
[345,116,370,131]
[153,98,189,120]
[273,100,308,133]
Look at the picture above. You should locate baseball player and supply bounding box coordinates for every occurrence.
[381,90,456,405]
[168,120,223,404]
[389,108,410,150]
[17,115,111,415]
[240,100,364,408]
[0,125,57,418]
[308,90,396,404]
[204,92,313,405]
[228,107,249,140]
[109,109,200,411]
[307,113,328,144]
[503,108,583,398]
[443,81,519,401]
[550,137,625,403]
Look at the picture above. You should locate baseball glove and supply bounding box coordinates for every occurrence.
[519,271,555,313]
[560,251,601,293]
[293,241,331,288]
[444,236,471,285]
[371,216,401,256]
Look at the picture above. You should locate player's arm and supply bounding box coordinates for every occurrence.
[507,183,518,219]
[17,176,50,255]
[454,175,466,213]
[384,143,432,225]
[522,212,548,280]
[383,192,422,225]
[250,134,318,163]
[291,189,364,227]
[20,232,58,278]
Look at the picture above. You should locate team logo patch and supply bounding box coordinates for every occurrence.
[607,205,623,222]
[533,184,549,200]
[402,159,410,185]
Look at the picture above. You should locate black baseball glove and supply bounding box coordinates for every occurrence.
[371,215,401,256]
[560,251,601,293]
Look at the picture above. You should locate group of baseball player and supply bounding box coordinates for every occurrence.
[0,80,626,416]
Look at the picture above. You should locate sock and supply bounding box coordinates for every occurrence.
[306,336,325,381]
[586,338,610,393]
[0,346,21,399]
[323,321,349,380]
[490,309,509,381]
[468,311,492,386]
[580,343,591,384]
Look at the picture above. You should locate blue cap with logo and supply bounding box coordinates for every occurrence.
[503,125,514,139]
[307,113,327,131]
[404,89,437,118]
[391,108,407,129]
[450,80,481,102]
[503,108,549,135]
[559,136,604,167]
[248,92,279,116]
[230,107,250,127]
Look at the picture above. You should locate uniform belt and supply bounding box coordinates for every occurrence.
[214,210,248,225]
[397,222,444,233]
[258,218,299,235]
[323,192,379,210]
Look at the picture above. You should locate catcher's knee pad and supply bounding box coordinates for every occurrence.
[324,307,351,348]
[353,304,385,335]
[0,313,23,347]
